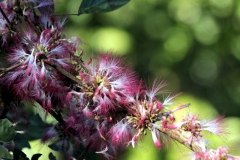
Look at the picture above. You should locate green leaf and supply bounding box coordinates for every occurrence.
[0,119,16,142]
[48,153,56,160]
[13,149,29,160]
[0,145,13,159]
[24,114,49,140]
[32,102,57,124]
[48,143,63,152]
[31,154,42,160]
[14,133,31,150]
[78,0,130,14]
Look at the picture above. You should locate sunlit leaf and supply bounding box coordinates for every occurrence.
[0,119,16,142]
[78,0,130,14]
[0,145,13,159]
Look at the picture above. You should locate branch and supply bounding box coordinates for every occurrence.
[0,6,11,24]
[44,60,93,95]
[158,126,203,152]
[0,63,23,78]
[158,126,236,159]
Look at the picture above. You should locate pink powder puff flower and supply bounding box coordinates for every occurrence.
[107,120,133,149]
[85,53,138,114]
[0,0,16,43]
[193,146,235,160]
[179,114,226,138]
[126,80,181,149]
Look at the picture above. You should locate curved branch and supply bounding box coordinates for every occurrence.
[44,60,93,96]
[0,63,23,78]
[158,126,236,159]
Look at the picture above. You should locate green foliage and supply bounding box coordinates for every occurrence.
[0,119,16,142]
[48,143,64,152]
[14,134,31,150]
[0,145,12,159]
[48,153,57,160]
[24,114,50,140]
[78,0,130,14]
[31,154,42,160]
[13,149,29,160]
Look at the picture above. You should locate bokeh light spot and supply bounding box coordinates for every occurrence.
[209,0,234,17]
[230,35,240,61]
[169,0,202,24]
[193,15,220,45]
[90,27,133,55]
[144,11,172,39]
[163,28,192,62]
[189,52,219,86]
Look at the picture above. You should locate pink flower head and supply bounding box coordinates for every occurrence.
[180,114,226,138]
[193,146,232,160]
[179,114,203,138]
[0,0,16,32]
[2,14,81,105]
[85,53,138,114]
[108,120,133,149]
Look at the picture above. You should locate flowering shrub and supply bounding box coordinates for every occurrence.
[0,0,239,160]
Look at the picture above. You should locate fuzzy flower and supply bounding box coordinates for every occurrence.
[107,120,133,149]
[84,53,138,114]
[0,0,16,45]
[179,114,226,138]
[1,13,82,107]
[193,146,235,160]
[126,80,181,149]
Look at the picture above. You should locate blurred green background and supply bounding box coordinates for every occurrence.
[26,0,240,159]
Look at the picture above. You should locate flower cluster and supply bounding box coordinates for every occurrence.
[0,0,82,112]
[194,147,235,160]
[0,0,237,160]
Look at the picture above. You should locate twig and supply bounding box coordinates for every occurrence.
[158,126,202,152]
[158,125,237,159]
[0,63,23,78]
[77,143,91,160]
[0,6,11,24]
[44,60,93,95]
[52,13,79,17]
